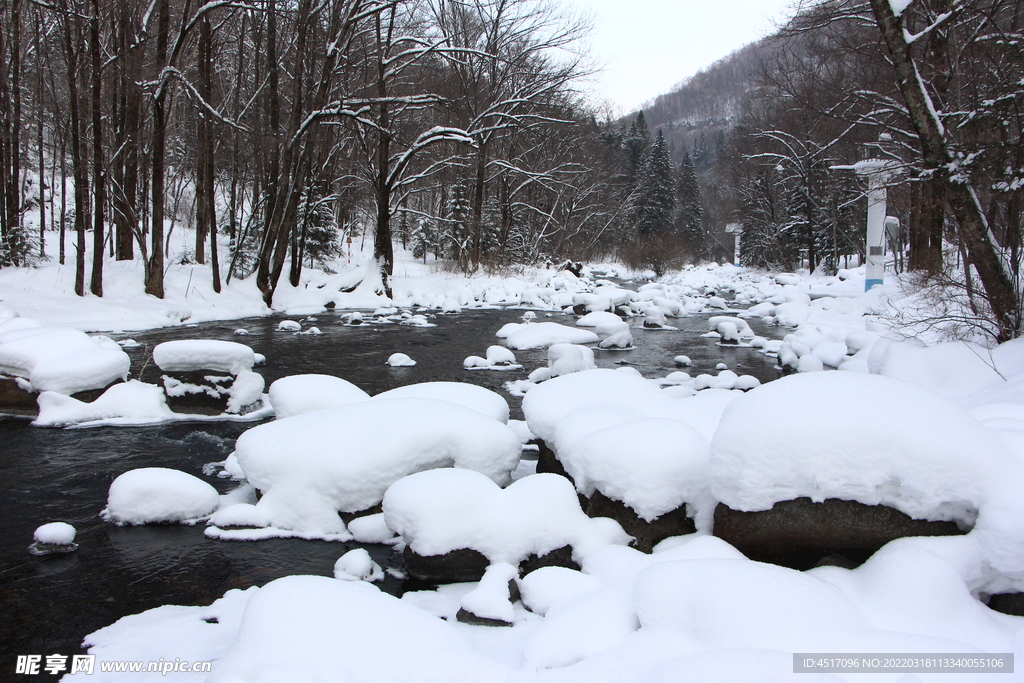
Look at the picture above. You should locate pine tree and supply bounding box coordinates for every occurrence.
[411,217,436,262]
[674,152,705,260]
[624,111,651,185]
[634,131,676,238]
[442,182,472,264]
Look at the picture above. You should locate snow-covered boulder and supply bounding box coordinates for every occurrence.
[153,340,256,375]
[576,311,622,328]
[268,374,369,419]
[383,469,630,577]
[456,563,520,626]
[153,340,264,415]
[102,467,220,525]
[34,380,174,427]
[374,381,509,424]
[234,398,521,534]
[0,320,130,397]
[595,320,633,349]
[711,371,1007,525]
[503,322,599,350]
[528,343,596,384]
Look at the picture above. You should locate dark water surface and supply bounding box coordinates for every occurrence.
[0,305,783,669]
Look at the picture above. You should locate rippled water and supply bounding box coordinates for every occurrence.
[0,305,783,663]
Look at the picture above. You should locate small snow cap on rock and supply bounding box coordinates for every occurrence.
[386,353,416,367]
[277,320,302,331]
[30,522,78,555]
[334,548,384,582]
[102,467,220,525]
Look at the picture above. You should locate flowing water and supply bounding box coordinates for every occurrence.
[0,305,783,665]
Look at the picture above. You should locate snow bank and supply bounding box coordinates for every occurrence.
[0,319,130,394]
[152,339,256,374]
[34,380,174,426]
[207,577,502,683]
[267,374,369,419]
[503,322,599,350]
[102,468,220,525]
[233,398,521,533]
[383,469,631,564]
[710,371,1009,527]
[374,381,509,423]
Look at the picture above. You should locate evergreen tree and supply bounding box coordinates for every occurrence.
[624,111,651,184]
[634,131,676,237]
[412,217,437,263]
[442,182,472,263]
[739,166,798,270]
[298,193,343,270]
[479,196,502,262]
[674,152,705,260]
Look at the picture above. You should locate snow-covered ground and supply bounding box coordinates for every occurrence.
[4,227,1023,683]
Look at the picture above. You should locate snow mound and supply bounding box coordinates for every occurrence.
[276,320,301,331]
[522,369,664,442]
[519,566,600,617]
[207,576,503,683]
[576,311,622,327]
[560,418,712,521]
[234,398,521,534]
[529,343,596,383]
[267,374,369,419]
[385,352,416,367]
[459,563,519,622]
[334,548,383,582]
[34,380,174,426]
[34,521,76,545]
[0,321,130,394]
[102,467,220,525]
[503,322,599,350]
[383,469,631,565]
[710,371,1009,526]
[152,339,256,374]
[374,381,509,423]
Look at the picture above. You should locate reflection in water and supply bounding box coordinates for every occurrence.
[0,306,782,659]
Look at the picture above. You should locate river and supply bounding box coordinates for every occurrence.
[0,305,783,665]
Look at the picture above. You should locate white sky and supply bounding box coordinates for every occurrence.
[563,0,798,116]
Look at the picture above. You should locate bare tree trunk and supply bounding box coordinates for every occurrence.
[89,0,104,296]
[36,11,45,258]
[145,0,169,298]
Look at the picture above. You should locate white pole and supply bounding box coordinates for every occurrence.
[864,170,887,290]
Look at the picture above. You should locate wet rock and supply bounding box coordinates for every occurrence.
[713,497,967,570]
[0,377,122,418]
[585,490,695,554]
[987,593,1024,617]
[519,545,579,575]
[161,370,233,415]
[0,376,41,416]
[402,546,490,583]
[455,608,513,627]
[535,439,572,482]
[403,545,580,584]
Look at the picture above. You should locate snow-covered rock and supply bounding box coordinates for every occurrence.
[503,322,599,350]
[385,352,416,367]
[0,320,130,395]
[234,398,521,534]
[374,381,509,423]
[267,374,369,418]
[334,548,383,582]
[34,379,174,427]
[102,468,220,525]
[710,371,1009,528]
[383,469,631,566]
[34,521,76,545]
[153,340,256,375]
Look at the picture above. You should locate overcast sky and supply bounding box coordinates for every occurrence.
[562,0,798,115]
